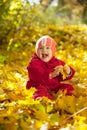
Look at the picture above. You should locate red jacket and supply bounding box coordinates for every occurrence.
[26,54,75,92]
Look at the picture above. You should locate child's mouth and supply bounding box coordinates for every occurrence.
[42,54,48,58]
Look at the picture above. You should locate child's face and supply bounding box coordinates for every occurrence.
[37,46,52,62]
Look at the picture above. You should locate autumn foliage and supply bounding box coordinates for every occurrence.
[0,1,87,130]
[0,24,87,130]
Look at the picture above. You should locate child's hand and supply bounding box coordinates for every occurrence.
[49,65,63,79]
[63,64,71,75]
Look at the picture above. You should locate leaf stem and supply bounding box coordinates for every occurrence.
[58,107,87,127]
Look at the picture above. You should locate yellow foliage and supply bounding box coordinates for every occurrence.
[34,120,44,129]
[73,116,87,130]
[55,92,76,114]
[0,24,87,130]
[61,69,68,80]
[0,88,5,95]
[0,93,7,101]
[2,81,16,91]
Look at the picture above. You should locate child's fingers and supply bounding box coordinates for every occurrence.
[63,64,71,74]
[49,69,60,79]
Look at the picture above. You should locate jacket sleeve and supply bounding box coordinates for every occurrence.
[26,60,50,89]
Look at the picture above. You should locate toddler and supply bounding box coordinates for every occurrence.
[26,36,75,100]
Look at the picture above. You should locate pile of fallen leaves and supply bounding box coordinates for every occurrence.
[0,24,87,130]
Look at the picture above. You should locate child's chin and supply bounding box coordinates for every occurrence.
[42,58,50,62]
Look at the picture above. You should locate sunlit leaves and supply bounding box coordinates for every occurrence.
[0,1,87,129]
[0,24,87,130]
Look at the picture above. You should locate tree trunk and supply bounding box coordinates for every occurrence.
[40,0,54,11]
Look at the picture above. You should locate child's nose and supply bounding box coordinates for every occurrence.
[43,47,46,52]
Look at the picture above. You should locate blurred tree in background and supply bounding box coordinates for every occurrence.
[0,0,87,44]
[0,0,87,48]
[40,0,87,23]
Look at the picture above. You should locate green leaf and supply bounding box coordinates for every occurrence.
[0,55,7,63]
[0,124,4,130]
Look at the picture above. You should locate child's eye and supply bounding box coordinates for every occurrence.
[46,47,50,49]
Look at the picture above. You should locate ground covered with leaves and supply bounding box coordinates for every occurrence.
[0,25,87,130]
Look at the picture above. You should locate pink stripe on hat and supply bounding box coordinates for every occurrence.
[36,35,56,56]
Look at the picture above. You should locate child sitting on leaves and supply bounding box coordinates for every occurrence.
[26,35,75,100]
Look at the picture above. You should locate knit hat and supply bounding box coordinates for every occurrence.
[36,35,56,56]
